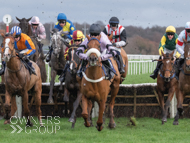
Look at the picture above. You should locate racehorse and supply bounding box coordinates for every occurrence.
[108,33,128,82]
[48,30,66,103]
[173,39,190,125]
[60,44,82,128]
[76,35,121,131]
[16,17,47,82]
[1,33,43,126]
[156,51,177,124]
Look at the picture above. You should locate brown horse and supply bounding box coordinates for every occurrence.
[156,51,178,124]
[173,39,190,125]
[1,33,42,126]
[108,33,128,82]
[77,35,121,131]
[16,17,47,82]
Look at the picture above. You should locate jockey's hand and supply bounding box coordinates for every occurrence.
[173,56,176,61]
[112,43,116,47]
[17,53,25,58]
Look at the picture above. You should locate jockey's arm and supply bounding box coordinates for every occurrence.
[24,40,36,56]
[37,23,46,40]
[175,39,181,58]
[158,35,166,56]
[76,44,88,60]
[176,39,184,56]
[115,29,127,47]
[67,23,76,39]
[64,47,69,60]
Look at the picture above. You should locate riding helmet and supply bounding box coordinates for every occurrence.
[166,26,176,33]
[109,17,119,24]
[89,24,101,35]
[57,13,67,21]
[73,30,85,41]
[185,22,190,29]
[31,16,40,25]
[10,26,22,35]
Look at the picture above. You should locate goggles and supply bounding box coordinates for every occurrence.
[167,32,174,36]
[186,29,190,33]
[58,20,66,24]
[90,33,99,36]
[110,23,118,27]
[74,39,81,42]
[32,24,39,26]
[14,34,21,38]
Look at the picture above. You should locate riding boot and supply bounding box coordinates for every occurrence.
[117,54,125,74]
[102,60,115,80]
[46,46,53,62]
[77,60,88,78]
[59,62,70,82]
[175,58,184,80]
[150,60,162,79]
[0,61,6,75]
[24,57,36,75]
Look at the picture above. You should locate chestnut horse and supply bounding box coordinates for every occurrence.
[156,51,178,124]
[77,35,121,131]
[1,33,42,126]
[173,39,190,125]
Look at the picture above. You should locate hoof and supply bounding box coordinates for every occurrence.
[26,122,33,127]
[63,95,69,102]
[96,125,104,131]
[84,122,91,127]
[108,122,116,128]
[173,121,179,125]
[4,120,10,124]
[68,118,75,123]
[47,97,54,104]
[162,117,167,123]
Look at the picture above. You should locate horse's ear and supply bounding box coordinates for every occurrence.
[16,17,21,22]
[97,34,101,41]
[161,50,165,57]
[26,17,32,22]
[170,51,174,58]
[183,38,187,44]
[108,33,113,40]
[86,35,91,41]
[1,33,5,38]
[12,31,16,37]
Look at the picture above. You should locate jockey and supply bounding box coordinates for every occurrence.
[0,26,36,75]
[76,23,119,78]
[59,30,85,82]
[29,16,46,53]
[175,22,190,80]
[103,16,126,73]
[150,25,180,79]
[46,13,76,62]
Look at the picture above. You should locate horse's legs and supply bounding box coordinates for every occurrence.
[22,92,33,127]
[173,89,184,125]
[108,83,119,128]
[81,95,90,127]
[4,91,11,124]
[48,69,57,103]
[120,49,128,79]
[87,100,93,126]
[163,87,175,122]
[11,96,17,117]
[68,91,82,124]
[157,90,165,124]
[96,101,105,131]
[34,80,42,126]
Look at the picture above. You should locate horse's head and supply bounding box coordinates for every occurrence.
[51,30,65,58]
[86,35,101,66]
[16,17,32,34]
[1,32,16,62]
[68,46,80,74]
[183,38,190,71]
[160,51,175,82]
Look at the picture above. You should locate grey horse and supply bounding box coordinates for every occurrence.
[47,29,67,103]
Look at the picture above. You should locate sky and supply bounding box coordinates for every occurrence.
[0,0,190,29]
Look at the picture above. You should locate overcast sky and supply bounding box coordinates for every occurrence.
[0,0,190,28]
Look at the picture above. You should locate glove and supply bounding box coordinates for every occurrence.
[112,43,116,47]
[62,35,67,39]
[17,53,25,58]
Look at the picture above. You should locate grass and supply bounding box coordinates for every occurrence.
[0,117,190,143]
